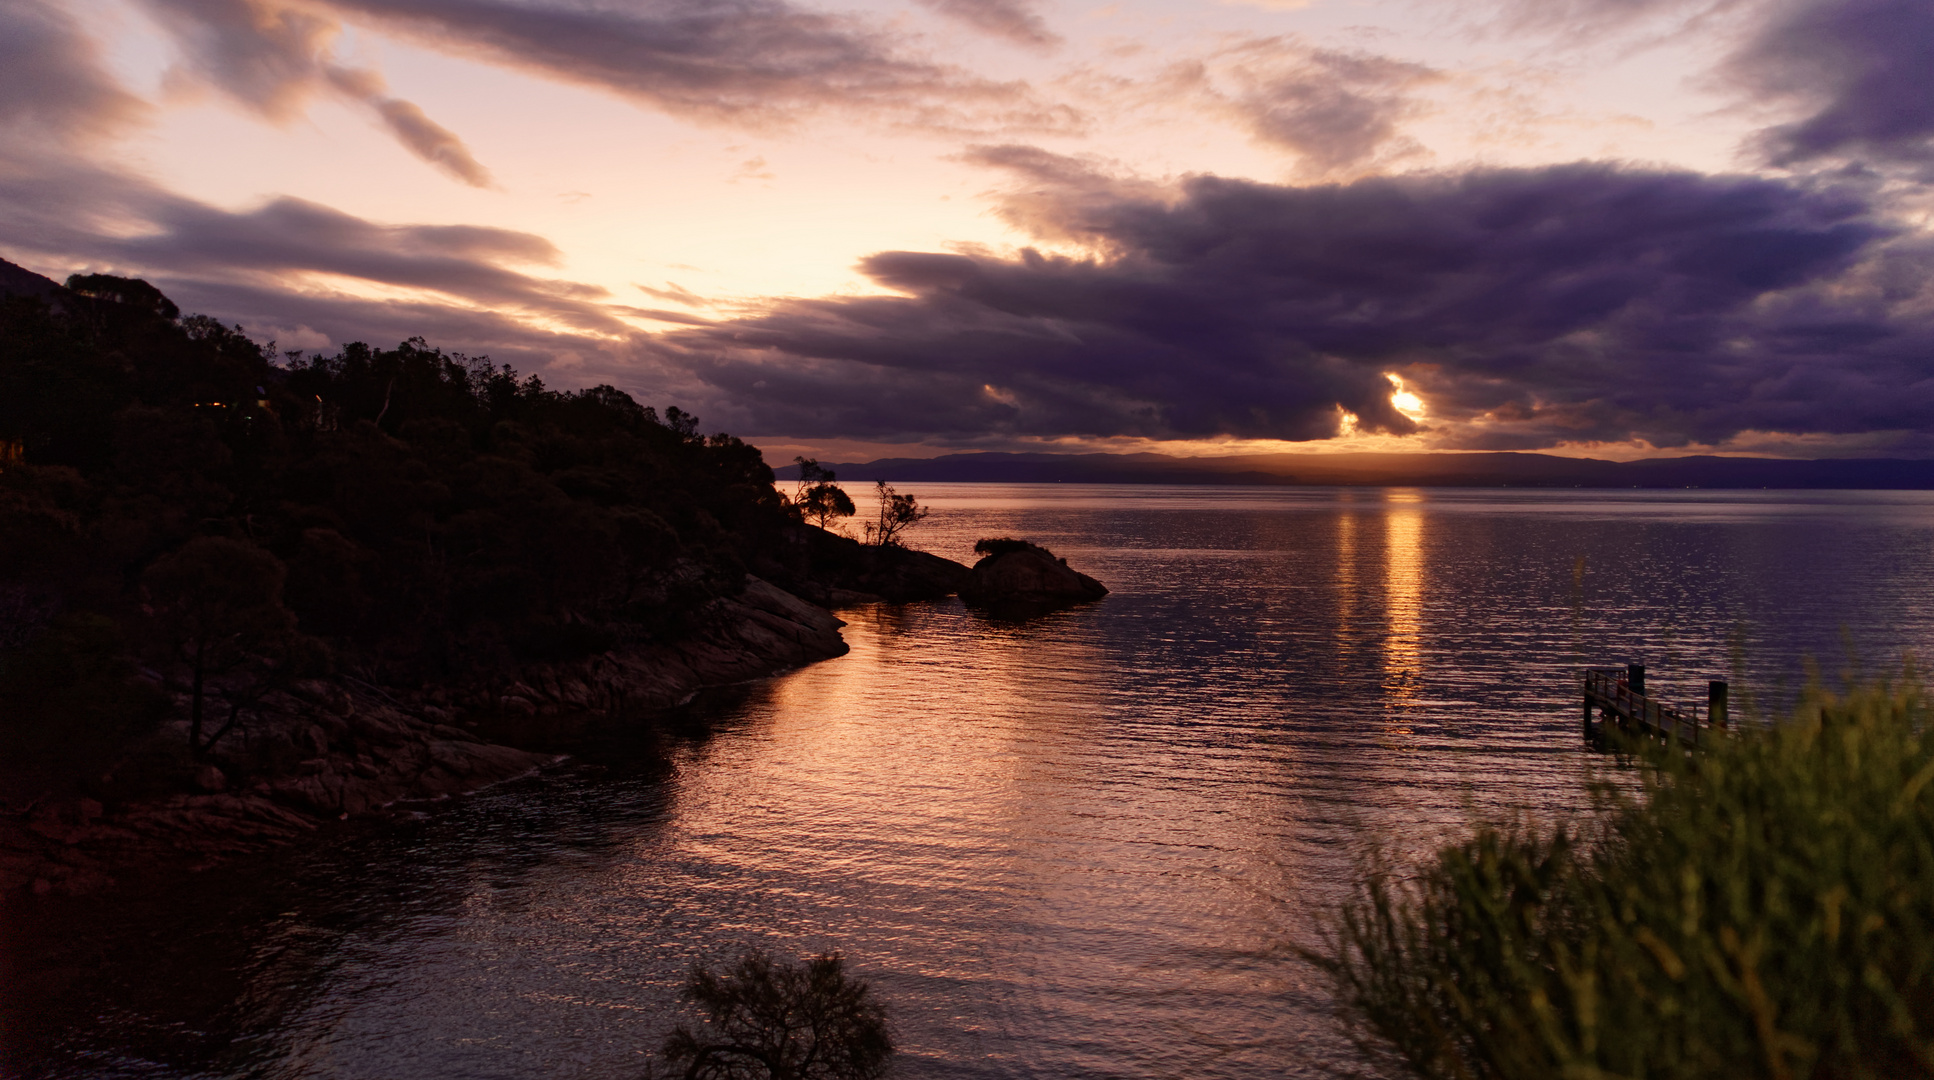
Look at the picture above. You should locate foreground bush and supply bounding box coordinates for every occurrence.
[1318,674,1934,1080]
[658,950,893,1080]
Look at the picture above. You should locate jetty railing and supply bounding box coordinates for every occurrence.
[1582,664,1728,749]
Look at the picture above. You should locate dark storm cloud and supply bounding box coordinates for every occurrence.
[912,0,1060,48]
[313,0,1077,132]
[1727,0,1934,173]
[138,0,495,185]
[652,157,1927,449]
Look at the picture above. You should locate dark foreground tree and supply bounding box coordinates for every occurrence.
[659,950,893,1080]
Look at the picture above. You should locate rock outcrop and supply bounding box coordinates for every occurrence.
[754,523,972,607]
[488,575,849,724]
[959,539,1108,615]
[0,574,849,899]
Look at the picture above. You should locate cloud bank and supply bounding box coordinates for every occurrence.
[656,154,1932,452]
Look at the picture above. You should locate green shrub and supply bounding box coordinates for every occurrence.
[1317,673,1934,1080]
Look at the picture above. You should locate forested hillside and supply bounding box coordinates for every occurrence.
[0,268,815,803]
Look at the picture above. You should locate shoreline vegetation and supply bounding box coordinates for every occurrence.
[1319,671,1934,1079]
[0,264,975,897]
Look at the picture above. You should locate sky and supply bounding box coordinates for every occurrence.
[3,0,1932,462]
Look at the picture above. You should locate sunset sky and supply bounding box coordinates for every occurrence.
[4,0,1931,461]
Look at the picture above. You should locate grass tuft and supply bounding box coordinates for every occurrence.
[1315,669,1934,1080]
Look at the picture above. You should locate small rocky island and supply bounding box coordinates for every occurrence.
[959,538,1108,615]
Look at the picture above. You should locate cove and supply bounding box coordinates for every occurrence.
[8,484,1934,1079]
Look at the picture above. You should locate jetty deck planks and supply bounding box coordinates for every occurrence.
[1583,665,1727,749]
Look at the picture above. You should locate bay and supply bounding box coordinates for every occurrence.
[8,484,1934,1080]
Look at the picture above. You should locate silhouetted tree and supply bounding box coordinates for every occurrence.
[659,950,893,1080]
[863,481,927,547]
[793,457,829,491]
[792,458,855,531]
[799,483,856,530]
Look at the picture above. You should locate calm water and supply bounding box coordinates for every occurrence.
[9,485,1934,1079]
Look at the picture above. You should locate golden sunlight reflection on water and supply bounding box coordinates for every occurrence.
[1381,495,1425,727]
[10,485,1934,1080]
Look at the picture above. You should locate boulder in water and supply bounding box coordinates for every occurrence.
[960,538,1107,614]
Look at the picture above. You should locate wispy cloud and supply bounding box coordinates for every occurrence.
[367,96,494,188]
[1193,38,1442,175]
[309,0,1080,135]
[137,0,493,185]
[0,0,151,143]
[913,0,1060,48]
[1,158,627,351]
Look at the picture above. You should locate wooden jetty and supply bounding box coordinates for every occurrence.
[1583,664,1728,749]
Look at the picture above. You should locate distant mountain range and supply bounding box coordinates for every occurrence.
[775,450,1934,489]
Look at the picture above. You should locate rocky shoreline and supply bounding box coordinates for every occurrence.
[0,531,1114,902]
[0,576,851,899]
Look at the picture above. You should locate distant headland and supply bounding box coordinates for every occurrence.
[775,450,1934,490]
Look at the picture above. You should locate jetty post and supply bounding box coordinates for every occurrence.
[1709,680,1728,729]
[1627,663,1646,697]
